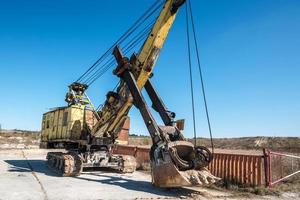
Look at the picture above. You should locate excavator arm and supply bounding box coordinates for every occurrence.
[46,0,220,187]
[91,0,184,140]
[88,0,219,187]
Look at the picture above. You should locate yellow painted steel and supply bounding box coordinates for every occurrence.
[135,0,177,89]
[92,0,182,138]
[41,105,93,142]
[41,0,183,142]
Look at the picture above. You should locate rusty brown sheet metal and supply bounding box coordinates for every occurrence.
[207,153,265,186]
[112,145,265,187]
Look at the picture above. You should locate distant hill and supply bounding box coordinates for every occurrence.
[129,136,300,153]
[0,129,40,149]
[1,129,299,153]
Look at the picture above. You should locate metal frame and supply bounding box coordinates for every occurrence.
[144,79,175,126]
[264,149,300,187]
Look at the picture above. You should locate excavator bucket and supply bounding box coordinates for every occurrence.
[152,161,219,187]
[151,141,220,187]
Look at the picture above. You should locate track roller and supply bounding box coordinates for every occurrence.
[46,152,83,177]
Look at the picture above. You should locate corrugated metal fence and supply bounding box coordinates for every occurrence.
[112,145,150,169]
[207,153,264,186]
[112,145,265,187]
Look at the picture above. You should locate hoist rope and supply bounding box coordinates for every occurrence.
[185,3,197,146]
[83,17,158,85]
[77,0,162,83]
[86,22,155,85]
[76,0,163,85]
[188,0,214,153]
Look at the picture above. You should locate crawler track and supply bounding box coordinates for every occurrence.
[46,152,83,177]
[47,152,136,176]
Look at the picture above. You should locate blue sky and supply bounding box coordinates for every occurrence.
[0,0,299,138]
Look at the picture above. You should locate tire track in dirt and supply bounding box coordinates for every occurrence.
[21,150,49,200]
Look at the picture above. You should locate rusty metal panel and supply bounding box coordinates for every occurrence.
[85,109,97,127]
[214,153,265,187]
[233,155,238,183]
[112,145,135,156]
[217,154,221,177]
[135,147,150,169]
[232,155,236,183]
[205,153,264,186]
[116,118,130,145]
[221,154,225,178]
[244,156,248,185]
[257,157,263,185]
[112,145,265,187]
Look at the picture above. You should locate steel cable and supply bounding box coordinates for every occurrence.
[85,20,155,85]
[185,3,197,146]
[77,0,163,84]
[187,0,214,153]
[86,22,155,85]
[82,11,159,85]
[87,32,151,85]
[78,0,162,82]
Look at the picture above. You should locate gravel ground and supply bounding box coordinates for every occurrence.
[0,149,298,200]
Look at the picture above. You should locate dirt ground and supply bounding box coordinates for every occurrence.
[0,149,299,200]
[0,131,299,199]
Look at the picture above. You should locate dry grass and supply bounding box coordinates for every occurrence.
[128,136,152,146]
[194,137,300,153]
[0,130,40,148]
[211,175,300,197]
[129,136,300,153]
[271,174,300,193]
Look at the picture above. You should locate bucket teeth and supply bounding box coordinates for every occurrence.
[183,168,221,185]
[151,141,220,187]
[151,160,220,187]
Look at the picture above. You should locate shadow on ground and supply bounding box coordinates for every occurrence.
[76,172,203,198]
[4,159,60,177]
[4,159,203,198]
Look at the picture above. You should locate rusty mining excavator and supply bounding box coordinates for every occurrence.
[43,0,219,187]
